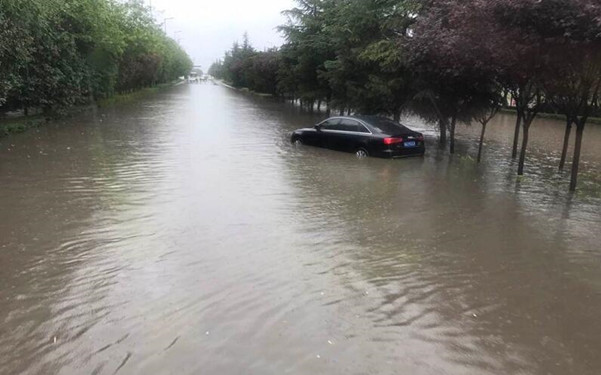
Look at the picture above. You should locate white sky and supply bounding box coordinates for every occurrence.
[147,0,296,71]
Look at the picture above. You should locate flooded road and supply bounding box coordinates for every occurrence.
[1,84,601,375]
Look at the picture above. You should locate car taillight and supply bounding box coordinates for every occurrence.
[383,137,403,145]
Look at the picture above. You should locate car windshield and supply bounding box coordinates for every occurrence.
[365,117,411,135]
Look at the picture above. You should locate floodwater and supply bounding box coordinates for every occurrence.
[1,84,601,375]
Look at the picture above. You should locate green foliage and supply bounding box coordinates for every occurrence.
[0,0,193,115]
[209,34,282,96]
[325,0,419,117]
[212,0,420,115]
[0,116,44,136]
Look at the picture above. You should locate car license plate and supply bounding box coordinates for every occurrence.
[404,141,416,148]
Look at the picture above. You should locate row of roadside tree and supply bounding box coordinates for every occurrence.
[209,0,601,192]
[0,0,193,117]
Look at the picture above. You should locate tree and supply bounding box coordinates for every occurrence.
[475,92,504,163]
[0,0,35,110]
[208,59,225,78]
[413,0,548,171]
[325,0,419,118]
[407,0,500,152]
[208,0,600,193]
[0,0,192,116]
[208,38,281,97]
[488,1,547,175]
[279,0,336,111]
[494,0,601,189]
[247,49,281,96]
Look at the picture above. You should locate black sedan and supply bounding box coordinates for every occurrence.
[291,115,425,158]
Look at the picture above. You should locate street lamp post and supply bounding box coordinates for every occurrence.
[162,17,174,34]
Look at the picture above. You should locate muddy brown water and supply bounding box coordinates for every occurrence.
[1,84,601,375]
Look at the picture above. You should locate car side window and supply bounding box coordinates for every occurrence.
[339,119,370,133]
[338,119,357,132]
[320,119,342,131]
[357,125,370,133]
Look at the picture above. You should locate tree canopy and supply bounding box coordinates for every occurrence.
[0,0,193,115]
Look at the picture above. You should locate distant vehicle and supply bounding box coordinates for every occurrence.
[188,70,206,83]
[291,116,425,158]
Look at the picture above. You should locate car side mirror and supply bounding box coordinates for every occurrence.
[314,125,321,131]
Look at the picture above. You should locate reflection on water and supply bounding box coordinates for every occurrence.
[1,85,601,375]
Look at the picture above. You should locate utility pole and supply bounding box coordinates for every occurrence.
[163,17,173,34]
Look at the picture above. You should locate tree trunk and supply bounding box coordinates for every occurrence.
[309,100,314,114]
[517,120,531,176]
[477,122,487,163]
[512,112,522,159]
[339,108,344,116]
[317,100,322,113]
[449,114,457,154]
[439,119,447,146]
[326,101,331,117]
[347,108,351,116]
[569,121,585,192]
[559,117,573,171]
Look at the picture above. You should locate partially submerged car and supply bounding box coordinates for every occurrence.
[291,115,425,158]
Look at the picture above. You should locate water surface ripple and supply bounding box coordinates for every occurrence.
[1,85,601,375]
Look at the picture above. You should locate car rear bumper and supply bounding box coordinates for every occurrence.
[380,147,425,158]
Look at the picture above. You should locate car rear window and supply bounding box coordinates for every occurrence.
[366,118,411,135]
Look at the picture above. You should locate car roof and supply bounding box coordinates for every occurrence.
[323,115,413,135]
[323,115,378,120]
[324,115,399,123]
[352,115,394,123]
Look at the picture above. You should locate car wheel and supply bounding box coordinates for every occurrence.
[356,148,369,159]
[292,137,303,146]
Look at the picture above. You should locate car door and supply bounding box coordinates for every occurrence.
[330,119,369,152]
[319,118,343,150]
[304,119,337,147]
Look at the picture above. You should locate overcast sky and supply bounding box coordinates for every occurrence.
[147,0,296,71]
